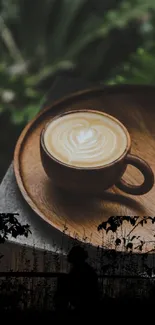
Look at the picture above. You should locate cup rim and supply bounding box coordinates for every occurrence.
[40,109,131,170]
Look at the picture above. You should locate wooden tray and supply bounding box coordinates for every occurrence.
[14,85,155,252]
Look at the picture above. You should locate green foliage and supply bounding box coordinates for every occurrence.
[0,62,43,124]
[106,47,155,85]
[0,0,155,124]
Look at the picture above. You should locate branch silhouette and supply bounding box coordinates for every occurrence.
[98,215,155,252]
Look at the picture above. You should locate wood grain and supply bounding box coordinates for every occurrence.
[13,85,155,252]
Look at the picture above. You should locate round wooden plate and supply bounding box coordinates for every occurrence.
[14,85,155,252]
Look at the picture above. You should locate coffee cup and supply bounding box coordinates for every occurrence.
[40,110,154,196]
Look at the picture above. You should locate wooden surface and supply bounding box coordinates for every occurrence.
[14,85,155,252]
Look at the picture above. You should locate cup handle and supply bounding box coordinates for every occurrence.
[115,154,154,195]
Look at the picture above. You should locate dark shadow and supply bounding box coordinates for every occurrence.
[54,245,101,319]
[46,179,144,207]
[45,180,147,222]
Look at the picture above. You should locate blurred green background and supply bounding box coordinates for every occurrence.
[0,0,155,181]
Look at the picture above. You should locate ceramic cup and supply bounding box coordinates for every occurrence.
[40,109,154,196]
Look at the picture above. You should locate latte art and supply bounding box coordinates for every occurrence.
[43,111,128,167]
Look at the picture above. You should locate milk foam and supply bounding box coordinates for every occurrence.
[44,111,128,167]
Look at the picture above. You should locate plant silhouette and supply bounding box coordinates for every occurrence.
[0,213,31,261]
[54,245,101,318]
[98,215,155,252]
[0,213,31,244]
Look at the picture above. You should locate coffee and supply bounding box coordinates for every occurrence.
[43,111,128,168]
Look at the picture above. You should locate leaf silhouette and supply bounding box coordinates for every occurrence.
[115,238,121,246]
[122,215,130,222]
[0,214,31,244]
[129,217,137,226]
[126,242,133,250]
[97,221,107,231]
[130,235,136,242]
[106,226,112,233]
